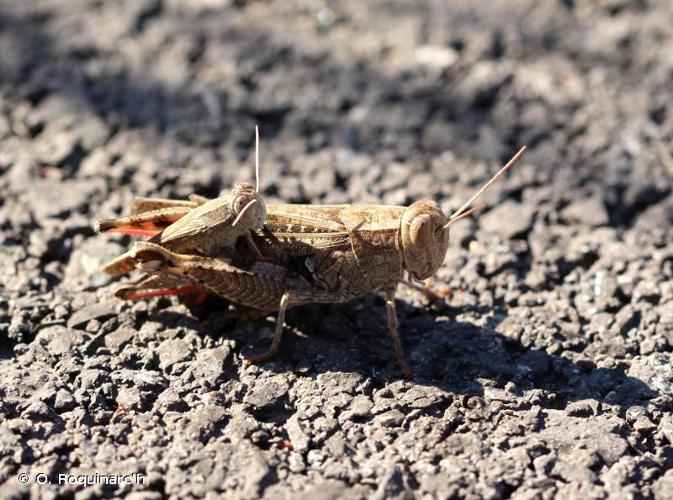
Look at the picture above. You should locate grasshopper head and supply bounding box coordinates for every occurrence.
[400,200,450,280]
[400,146,527,281]
[230,182,267,230]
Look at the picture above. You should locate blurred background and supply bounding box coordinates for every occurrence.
[2,0,671,207]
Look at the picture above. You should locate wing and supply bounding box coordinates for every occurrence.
[260,204,405,252]
[259,205,353,254]
[154,200,236,251]
[257,204,405,294]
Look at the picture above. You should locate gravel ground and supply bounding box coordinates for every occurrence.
[1,0,673,498]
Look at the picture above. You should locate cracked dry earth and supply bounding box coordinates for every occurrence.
[1,0,673,499]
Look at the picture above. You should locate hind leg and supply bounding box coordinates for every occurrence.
[115,274,208,304]
[95,206,194,237]
[131,195,204,214]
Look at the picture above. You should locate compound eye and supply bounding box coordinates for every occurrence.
[232,195,249,214]
[410,214,432,246]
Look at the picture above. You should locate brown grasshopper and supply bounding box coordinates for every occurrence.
[100,146,526,378]
[95,127,267,298]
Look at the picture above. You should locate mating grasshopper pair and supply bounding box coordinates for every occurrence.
[96,128,525,378]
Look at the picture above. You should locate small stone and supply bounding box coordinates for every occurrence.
[306,449,325,466]
[133,370,169,393]
[288,452,306,473]
[378,409,404,428]
[86,319,102,333]
[317,372,364,396]
[286,415,310,453]
[633,415,657,435]
[187,405,227,440]
[561,197,609,226]
[541,412,628,466]
[76,369,110,391]
[23,401,51,419]
[566,400,600,418]
[250,430,270,446]
[659,414,673,444]
[54,389,76,412]
[340,395,373,422]
[633,280,661,303]
[80,148,111,177]
[188,345,232,388]
[324,434,346,458]
[116,386,142,410]
[67,303,116,329]
[244,377,290,409]
[28,179,104,219]
[34,130,77,165]
[373,466,407,500]
[104,327,136,353]
[157,339,192,373]
[155,387,188,413]
[654,469,673,500]
[234,447,272,498]
[480,200,534,239]
[35,326,85,357]
[413,45,458,70]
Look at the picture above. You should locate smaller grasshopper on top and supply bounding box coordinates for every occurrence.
[95,126,267,298]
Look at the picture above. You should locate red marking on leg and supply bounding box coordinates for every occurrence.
[126,285,205,301]
[108,227,163,237]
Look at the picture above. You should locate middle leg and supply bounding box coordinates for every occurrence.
[244,292,292,364]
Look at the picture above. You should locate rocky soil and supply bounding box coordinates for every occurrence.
[1,0,672,498]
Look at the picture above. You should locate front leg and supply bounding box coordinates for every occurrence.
[243,231,264,260]
[385,283,412,379]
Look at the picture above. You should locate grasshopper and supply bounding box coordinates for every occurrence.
[95,127,267,298]
[101,146,526,378]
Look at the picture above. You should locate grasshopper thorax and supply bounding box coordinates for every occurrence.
[400,200,450,281]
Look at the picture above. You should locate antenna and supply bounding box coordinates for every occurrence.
[444,203,485,228]
[255,125,260,192]
[445,146,526,228]
[232,199,259,227]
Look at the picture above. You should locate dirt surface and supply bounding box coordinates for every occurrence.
[1,0,673,498]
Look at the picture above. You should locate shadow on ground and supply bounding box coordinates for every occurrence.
[148,294,658,415]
